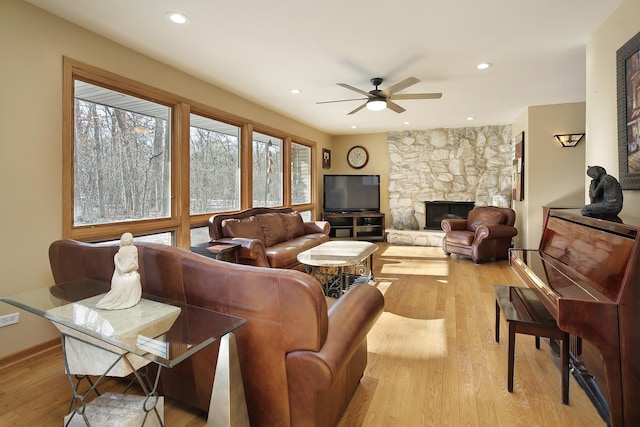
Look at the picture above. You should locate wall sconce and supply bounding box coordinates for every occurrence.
[554,133,585,147]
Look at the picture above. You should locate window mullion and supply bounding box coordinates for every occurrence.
[175,102,191,249]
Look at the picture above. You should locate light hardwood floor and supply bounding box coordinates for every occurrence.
[0,243,606,426]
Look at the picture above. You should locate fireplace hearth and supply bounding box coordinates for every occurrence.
[424,201,475,230]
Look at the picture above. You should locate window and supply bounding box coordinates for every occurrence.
[73,80,171,226]
[190,114,240,214]
[291,142,311,205]
[252,132,283,207]
[64,58,318,247]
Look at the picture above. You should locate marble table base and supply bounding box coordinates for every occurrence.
[64,392,164,426]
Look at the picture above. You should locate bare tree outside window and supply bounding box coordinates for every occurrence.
[291,142,311,205]
[73,81,171,226]
[252,132,283,207]
[190,114,240,214]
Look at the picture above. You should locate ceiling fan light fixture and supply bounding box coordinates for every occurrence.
[366,99,387,111]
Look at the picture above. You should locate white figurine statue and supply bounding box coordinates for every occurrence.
[95,232,142,310]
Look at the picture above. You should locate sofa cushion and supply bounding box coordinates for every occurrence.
[266,236,325,269]
[281,211,306,240]
[256,213,288,247]
[467,208,506,231]
[445,230,475,246]
[221,216,265,244]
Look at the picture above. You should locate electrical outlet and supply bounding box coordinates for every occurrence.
[0,312,19,327]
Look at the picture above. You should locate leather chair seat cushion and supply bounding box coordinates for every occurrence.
[467,209,506,231]
[266,236,327,268]
[281,211,306,240]
[221,216,266,244]
[445,230,475,246]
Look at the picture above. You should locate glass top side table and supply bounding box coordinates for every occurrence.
[1,279,248,427]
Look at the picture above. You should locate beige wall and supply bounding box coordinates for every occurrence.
[0,0,331,359]
[513,103,586,248]
[587,0,640,212]
[325,133,390,226]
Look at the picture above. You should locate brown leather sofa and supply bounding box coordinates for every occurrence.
[48,239,384,427]
[209,207,330,269]
[441,205,517,263]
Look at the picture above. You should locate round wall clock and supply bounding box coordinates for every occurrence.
[347,145,369,169]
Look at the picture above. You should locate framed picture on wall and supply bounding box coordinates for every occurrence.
[617,30,640,189]
[512,132,524,201]
[322,148,331,169]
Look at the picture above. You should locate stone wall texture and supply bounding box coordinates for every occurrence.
[388,125,513,230]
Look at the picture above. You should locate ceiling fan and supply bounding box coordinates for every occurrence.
[317,76,442,115]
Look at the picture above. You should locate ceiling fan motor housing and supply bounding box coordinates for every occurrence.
[370,77,384,87]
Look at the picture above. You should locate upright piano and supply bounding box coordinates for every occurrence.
[509,208,640,427]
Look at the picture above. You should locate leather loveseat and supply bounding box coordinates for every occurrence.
[441,205,517,263]
[48,239,384,427]
[208,207,330,269]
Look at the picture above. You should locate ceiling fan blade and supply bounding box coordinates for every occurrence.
[390,93,443,100]
[337,83,371,97]
[347,103,367,115]
[386,101,406,114]
[382,77,420,96]
[316,97,367,104]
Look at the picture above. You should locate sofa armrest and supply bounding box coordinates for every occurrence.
[285,284,384,390]
[304,221,331,235]
[215,237,269,267]
[475,224,518,241]
[441,218,468,232]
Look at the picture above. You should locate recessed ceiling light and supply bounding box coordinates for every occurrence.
[166,12,190,24]
[466,116,476,121]
[404,121,411,125]
[351,125,357,129]
[289,89,301,94]
[476,62,492,70]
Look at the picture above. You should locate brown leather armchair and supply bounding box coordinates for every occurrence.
[441,206,517,263]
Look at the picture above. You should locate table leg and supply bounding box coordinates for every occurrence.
[369,253,375,282]
[61,333,164,426]
[208,333,249,427]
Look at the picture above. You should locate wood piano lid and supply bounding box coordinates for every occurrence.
[541,209,636,302]
[549,208,638,239]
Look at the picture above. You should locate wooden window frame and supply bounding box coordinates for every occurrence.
[62,58,318,248]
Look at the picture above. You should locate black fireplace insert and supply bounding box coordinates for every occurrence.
[424,201,475,230]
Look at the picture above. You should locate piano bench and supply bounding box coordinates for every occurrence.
[493,284,570,405]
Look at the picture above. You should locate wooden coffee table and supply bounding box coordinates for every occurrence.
[297,241,377,297]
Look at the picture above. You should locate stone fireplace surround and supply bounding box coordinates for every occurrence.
[386,125,513,246]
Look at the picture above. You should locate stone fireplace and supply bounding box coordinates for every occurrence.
[386,125,513,245]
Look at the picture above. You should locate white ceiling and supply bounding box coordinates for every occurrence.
[27,0,622,135]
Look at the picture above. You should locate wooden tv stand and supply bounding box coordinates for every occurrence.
[323,212,385,241]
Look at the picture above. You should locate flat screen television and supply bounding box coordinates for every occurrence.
[323,174,380,213]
